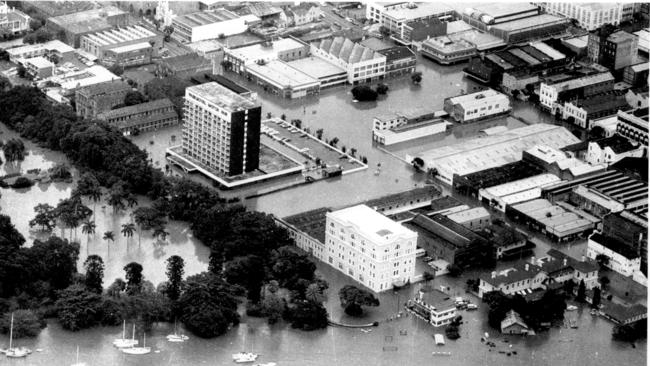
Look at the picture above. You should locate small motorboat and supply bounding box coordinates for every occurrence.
[566,305,578,311]
[434,334,445,345]
[232,352,258,363]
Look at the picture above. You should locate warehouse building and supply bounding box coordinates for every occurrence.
[171,9,259,43]
[478,174,562,212]
[561,92,631,130]
[310,36,387,84]
[453,160,545,198]
[225,37,310,73]
[80,25,162,59]
[407,124,580,185]
[47,5,130,47]
[245,59,320,99]
[6,39,75,64]
[523,145,606,181]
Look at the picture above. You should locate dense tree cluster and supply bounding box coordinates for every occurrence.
[338,285,380,317]
[0,85,330,337]
[351,85,378,102]
[483,290,566,331]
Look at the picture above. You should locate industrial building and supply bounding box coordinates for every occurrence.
[180,82,261,176]
[244,59,320,99]
[155,53,212,79]
[171,9,259,43]
[80,25,161,58]
[478,174,562,212]
[446,207,491,231]
[407,124,580,185]
[46,5,130,47]
[561,92,631,130]
[23,57,54,79]
[286,56,348,88]
[96,98,179,133]
[372,107,450,145]
[523,145,606,181]
[225,37,310,73]
[506,199,599,242]
[325,205,418,292]
[278,207,331,262]
[443,89,511,123]
[617,108,649,146]
[453,160,545,198]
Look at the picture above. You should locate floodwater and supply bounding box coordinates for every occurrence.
[0,54,645,365]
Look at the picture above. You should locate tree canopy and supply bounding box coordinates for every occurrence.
[338,285,380,316]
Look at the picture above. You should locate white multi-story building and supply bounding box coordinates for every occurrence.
[366,2,453,40]
[587,232,641,277]
[586,135,645,166]
[181,82,261,176]
[539,72,614,112]
[325,205,417,293]
[310,37,387,84]
[617,109,649,146]
[0,1,30,34]
[171,9,259,43]
[443,89,511,123]
[406,289,457,327]
[537,2,634,31]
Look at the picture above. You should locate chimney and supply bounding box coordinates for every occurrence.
[530,256,536,265]
[563,258,568,266]
[525,264,529,271]
[581,255,586,262]
[491,271,496,279]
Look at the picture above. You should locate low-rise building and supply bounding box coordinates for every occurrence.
[245,59,320,99]
[586,135,645,166]
[0,2,30,34]
[506,198,599,242]
[601,302,647,325]
[101,42,154,68]
[501,310,530,335]
[372,119,450,146]
[171,9,259,43]
[539,72,615,113]
[617,108,649,146]
[562,92,631,129]
[623,63,649,88]
[588,28,639,72]
[46,5,130,47]
[155,53,212,79]
[75,80,131,119]
[443,89,511,123]
[523,145,606,181]
[23,56,54,79]
[479,174,562,212]
[480,224,531,260]
[225,37,310,73]
[279,3,321,27]
[401,18,447,43]
[587,232,640,277]
[6,39,75,64]
[52,65,121,98]
[375,46,416,78]
[285,56,348,88]
[366,2,454,41]
[278,207,331,262]
[539,2,634,31]
[310,36,387,85]
[634,28,649,56]
[96,98,178,133]
[446,207,491,231]
[325,205,418,292]
[80,25,162,61]
[478,261,545,298]
[453,160,544,198]
[421,29,505,65]
[625,87,649,110]
[406,288,457,327]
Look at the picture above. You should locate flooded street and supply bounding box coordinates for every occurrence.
[0,54,645,365]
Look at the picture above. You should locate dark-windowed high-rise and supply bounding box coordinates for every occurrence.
[182,82,261,176]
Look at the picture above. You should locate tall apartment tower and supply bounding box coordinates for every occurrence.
[182,82,261,176]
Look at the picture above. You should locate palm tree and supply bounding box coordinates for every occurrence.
[121,223,136,245]
[305,283,327,304]
[125,194,138,209]
[88,187,102,222]
[103,231,115,257]
[81,220,96,256]
[152,226,169,242]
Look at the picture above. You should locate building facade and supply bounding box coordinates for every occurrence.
[80,25,162,60]
[587,233,641,277]
[443,89,511,123]
[539,2,634,31]
[539,72,615,113]
[0,2,30,34]
[182,82,261,176]
[96,98,179,133]
[617,109,649,146]
[75,80,132,120]
[406,288,457,327]
[171,9,259,43]
[325,205,417,293]
[310,37,387,85]
[586,136,645,165]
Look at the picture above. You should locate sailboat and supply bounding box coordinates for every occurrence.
[232,330,258,363]
[166,320,189,343]
[122,331,151,355]
[5,313,31,358]
[113,321,138,348]
[70,345,87,366]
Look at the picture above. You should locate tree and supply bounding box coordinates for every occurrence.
[0,310,46,338]
[591,287,601,309]
[134,206,167,246]
[74,173,101,220]
[106,278,126,298]
[163,25,174,42]
[375,83,389,95]
[2,138,26,161]
[599,276,610,289]
[29,203,56,231]
[124,91,146,106]
[0,75,10,92]
[411,71,423,84]
[121,222,136,244]
[152,226,169,241]
[124,262,144,295]
[49,163,72,181]
[83,255,104,293]
[54,197,92,241]
[286,299,328,330]
[177,272,240,338]
[351,85,378,101]
[108,64,124,76]
[589,126,606,140]
[81,220,96,239]
[338,285,379,316]
[447,264,462,277]
[576,279,586,302]
[165,255,185,301]
[224,255,265,303]
[612,318,647,343]
[26,236,80,291]
[316,129,324,140]
[423,271,435,285]
[102,231,114,255]
[445,323,460,340]
[595,254,610,269]
[305,282,328,304]
[107,182,127,213]
[55,284,103,331]
[17,65,26,78]
[379,26,390,37]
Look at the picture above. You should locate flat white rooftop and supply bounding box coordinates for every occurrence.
[384,2,453,20]
[482,174,561,199]
[246,59,319,88]
[108,42,151,54]
[329,204,416,243]
[446,88,506,105]
[186,82,258,111]
[24,56,53,69]
[7,39,74,56]
[228,38,306,63]
[286,56,346,79]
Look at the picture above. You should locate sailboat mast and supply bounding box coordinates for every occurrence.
[123,320,126,340]
[9,313,13,350]
[132,324,135,342]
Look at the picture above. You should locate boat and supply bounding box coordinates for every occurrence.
[114,321,138,348]
[466,303,478,310]
[590,309,599,316]
[70,345,87,366]
[566,305,578,311]
[167,320,189,343]
[434,334,445,345]
[6,313,31,358]
[122,332,151,355]
[432,351,451,356]
[252,363,276,366]
[232,352,258,363]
